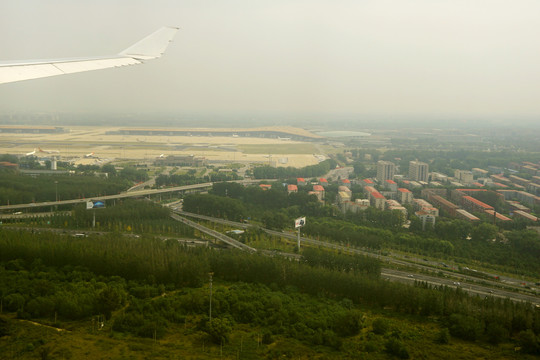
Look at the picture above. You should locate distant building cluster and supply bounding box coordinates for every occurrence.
[312,156,540,228]
[275,156,540,229]
[154,155,206,167]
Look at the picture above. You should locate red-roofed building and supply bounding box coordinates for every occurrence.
[484,210,512,222]
[385,179,397,191]
[397,188,413,204]
[364,186,377,195]
[287,184,298,194]
[341,179,351,188]
[319,178,328,187]
[259,184,272,191]
[369,191,386,210]
[461,195,494,213]
[313,185,324,192]
[297,178,306,186]
[362,178,375,187]
[312,184,325,201]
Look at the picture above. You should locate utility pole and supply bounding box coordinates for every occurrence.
[209,272,214,322]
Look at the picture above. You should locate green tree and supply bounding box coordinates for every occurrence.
[205,317,232,344]
[471,223,498,242]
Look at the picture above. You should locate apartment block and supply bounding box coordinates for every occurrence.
[409,161,429,182]
[377,161,395,182]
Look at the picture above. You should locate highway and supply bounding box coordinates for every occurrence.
[0,179,272,213]
[176,211,540,305]
[381,269,539,305]
[0,183,214,212]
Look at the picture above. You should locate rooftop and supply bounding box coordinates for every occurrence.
[372,192,385,199]
[462,196,494,210]
[398,188,412,193]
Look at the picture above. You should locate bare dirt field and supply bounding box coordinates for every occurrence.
[0,126,328,168]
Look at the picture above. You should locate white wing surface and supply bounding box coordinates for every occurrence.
[0,26,178,85]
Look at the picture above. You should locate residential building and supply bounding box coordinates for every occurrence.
[377,160,395,182]
[385,179,397,192]
[287,184,298,194]
[455,209,480,222]
[341,199,370,214]
[397,188,413,204]
[341,179,351,188]
[387,199,407,217]
[472,168,489,177]
[416,211,436,230]
[513,210,538,222]
[509,175,530,187]
[338,191,352,204]
[409,161,429,182]
[370,191,386,210]
[461,196,494,213]
[362,178,375,188]
[454,170,474,184]
[485,210,512,222]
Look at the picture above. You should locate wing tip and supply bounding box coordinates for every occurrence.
[120,26,179,60]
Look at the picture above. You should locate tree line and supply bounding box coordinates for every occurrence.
[0,229,538,353]
[252,159,337,179]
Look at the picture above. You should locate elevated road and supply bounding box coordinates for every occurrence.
[0,179,271,213]
[0,183,214,212]
[170,213,256,253]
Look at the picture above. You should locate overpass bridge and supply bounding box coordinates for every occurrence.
[170,213,257,253]
[0,182,214,213]
[0,179,271,213]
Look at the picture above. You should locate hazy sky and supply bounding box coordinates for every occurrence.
[1,0,540,121]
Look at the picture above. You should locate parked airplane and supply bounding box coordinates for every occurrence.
[39,147,60,154]
[25,148,37,156]
[0,26,178,85]
[157,154,165,158]
[84,152,95,158]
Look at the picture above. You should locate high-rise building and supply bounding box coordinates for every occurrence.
[377,161,395,183]
[409,161,429,182]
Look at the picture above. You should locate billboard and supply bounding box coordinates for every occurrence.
[86,200,105,209]
[295,217,306,229]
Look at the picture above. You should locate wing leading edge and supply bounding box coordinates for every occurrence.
[0,26,179,85]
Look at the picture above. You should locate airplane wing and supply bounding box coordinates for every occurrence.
[0,26,179,85]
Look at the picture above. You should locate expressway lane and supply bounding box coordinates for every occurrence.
[176,211,540,305]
